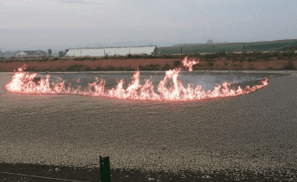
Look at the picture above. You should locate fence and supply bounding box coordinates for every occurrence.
[0,156,111,182]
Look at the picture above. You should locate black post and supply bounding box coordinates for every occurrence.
[100,156,111,182]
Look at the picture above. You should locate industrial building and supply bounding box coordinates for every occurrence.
[15,50,48,57]
[65,45,157,57]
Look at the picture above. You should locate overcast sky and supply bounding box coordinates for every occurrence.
[1,0,296,51]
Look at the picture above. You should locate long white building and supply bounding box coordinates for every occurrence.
[65,45,157,57]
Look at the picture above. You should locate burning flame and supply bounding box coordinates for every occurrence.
[5,57,268,101]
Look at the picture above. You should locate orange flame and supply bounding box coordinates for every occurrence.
[5,57,268,101]
[182,57,199,72]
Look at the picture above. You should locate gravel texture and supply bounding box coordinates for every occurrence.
[1,163,297,182]
[0,71,297,177]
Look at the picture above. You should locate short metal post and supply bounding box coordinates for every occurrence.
[100,156,111,182]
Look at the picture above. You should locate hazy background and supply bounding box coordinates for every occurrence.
[1,0,296,51]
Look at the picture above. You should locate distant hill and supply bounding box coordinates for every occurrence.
[166,43,205,48]
[158,39,297,54]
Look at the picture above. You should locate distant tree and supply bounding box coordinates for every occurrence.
[58,49,70,57]
[48,49,52,55]
[154,47,159,56]
[59,51,65,57]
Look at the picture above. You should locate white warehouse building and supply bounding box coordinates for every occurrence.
[65,45,157,57]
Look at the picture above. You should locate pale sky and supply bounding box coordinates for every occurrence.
[1,0,296,51]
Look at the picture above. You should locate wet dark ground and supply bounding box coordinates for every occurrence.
[34,71,279,92]
[0,162,297,182]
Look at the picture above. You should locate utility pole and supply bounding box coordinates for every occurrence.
[181,47,182,58]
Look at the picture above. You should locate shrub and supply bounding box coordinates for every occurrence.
[117,67,127,71]
[138,65,145,70]
[282,62,296,70]
[288,50,295,57]
[56,67,63,72]
[174,60,181,67]
[273,52,279,57]
[240,56,246,62]
[264,67,276,70]
[208,62,214,66]
[73,57,82,61]
[282,52,288,57]
[82,56,91,60]
[117,55,125,60]
[107,66,116,71]
[9,57,15,62]
[153,64,160,70]
[204,54,217,59]
[148,64,155,70]
[218,52,227,55]
[253,53,270,60]
[131,55,143,59]
[163,55,176,59]
[26,67,36,72]
[248,57,253,62]
[224,61,228,66]
[139,64,157,70]
[95,66,102,71]
[83,66,92,71]
[66,64,83,71]
[146,55,158,59]
[66,65,91,71]
[125,67,134,71]
[162,63,170,70]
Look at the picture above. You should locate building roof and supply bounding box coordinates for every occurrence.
[65,45,157,57]
[22,50,47,56]
[69,45,156,50]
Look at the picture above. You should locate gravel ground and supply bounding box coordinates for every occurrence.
[1,162,297,181]
[0,71,297,179]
